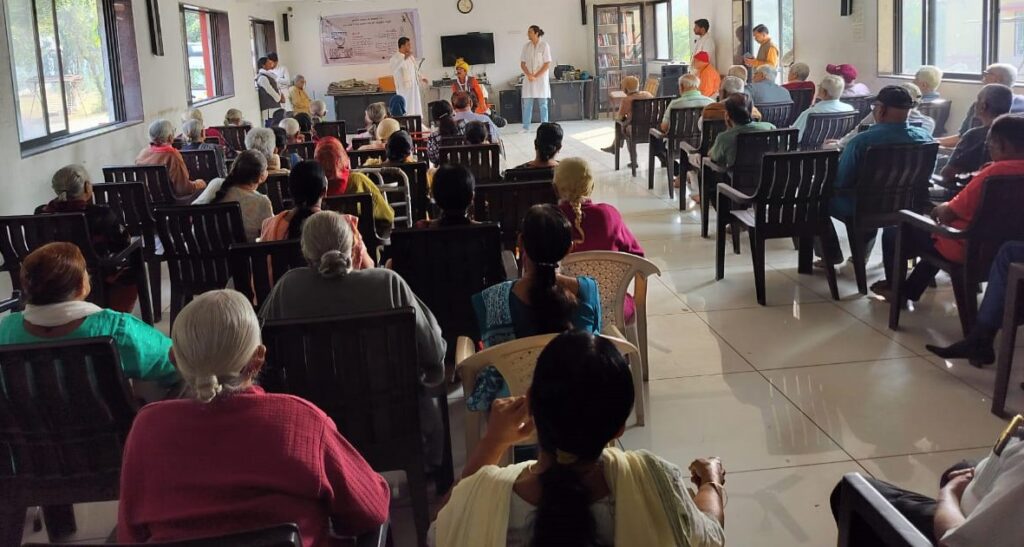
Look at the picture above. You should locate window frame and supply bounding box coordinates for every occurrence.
[179,3,234,106]
[3,0,142,155]
[651,0,674,62]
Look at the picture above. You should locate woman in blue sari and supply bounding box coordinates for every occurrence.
[468,204,601,410]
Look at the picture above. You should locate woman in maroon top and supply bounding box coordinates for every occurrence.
[118,289,389,546]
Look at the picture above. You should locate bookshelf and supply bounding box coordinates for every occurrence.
[593,3,647,114]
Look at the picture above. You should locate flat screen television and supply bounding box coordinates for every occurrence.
[440,33,495,66]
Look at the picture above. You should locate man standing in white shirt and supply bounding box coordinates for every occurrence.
[255,56,284,126]
[691,19,715,64]
[267,52,291,109]
[389,37,428,119]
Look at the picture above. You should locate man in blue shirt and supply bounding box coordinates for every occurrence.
[791,74,855,140]
[816,85,935,266]
[748,65,792,106]
[452,91,500,143]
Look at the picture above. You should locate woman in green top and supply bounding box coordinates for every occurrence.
[0,242,179,388]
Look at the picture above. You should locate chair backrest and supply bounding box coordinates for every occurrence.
[389,223,508,346]
[756,101,794,128]
[851,143,939,219]
[261,309,421,468]
[0,291,20,314]
[350,136,372,150]
[751,150,840,233]
[917,99,952,137]
[836,473,933,547]
[393,115,423,134]
[265,173,291,214]
[473,180,559,251]
[840,95,876,120]
[730,128,799,192]
[439,143,502,184]
[313,120,347,144]
[666,107,704,148]
[0,213,100,293]
[92,182,157,254]
[381,161,431,222]
[560,251,662,333]
[179,149,222,182]
[208,125,250,154]
[644,77,660,96]
[697,119,728,156]
[228,240,306,310]
[627,97,672,138]
[285,142,316,161]
[961,176,1024,283]
[440,135,468,147]
[0,337,137,502]
[103,165,178,206]
[503,166,555,182]
[799,111,861,150]
[24,523,305,547]
[788,87,815,124]
[322,192,383,253]
[153,203,246,319]
[348,148,387,168]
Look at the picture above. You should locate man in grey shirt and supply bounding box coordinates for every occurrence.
[748,65,793,106]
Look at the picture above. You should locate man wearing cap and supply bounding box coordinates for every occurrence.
[602,76,653,156]
[817,86,935,266]
[748,65,792,105]
[451,58,488,115]
[743,24,779,69]
[691,19,715,63]
[691,52,721,98]
[827,63,871,97]
[834,82,935,149]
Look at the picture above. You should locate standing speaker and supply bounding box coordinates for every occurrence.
[660,64,689,97]
[500,90,522,124]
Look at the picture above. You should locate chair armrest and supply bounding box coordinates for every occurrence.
[501,250,520,280]
[649,128,666,139]
[898,210,968,239]
[101,237,143,267]
[680,142,699,155]
[455,336,477,367]
[717,183,754,206]
[0,291,21,314]
[836,473,933,547]
[702,157,728,174]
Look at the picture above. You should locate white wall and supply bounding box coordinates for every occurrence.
[0,0,277,216]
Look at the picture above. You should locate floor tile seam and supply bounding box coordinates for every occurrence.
[852,445,994,464]
[724,456,861,476]
[913,353,1005,401]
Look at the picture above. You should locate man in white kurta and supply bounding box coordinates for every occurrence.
[520,27,553,131]
[691,19,716,63]
[268,52,292,109]
[390,37,427,118]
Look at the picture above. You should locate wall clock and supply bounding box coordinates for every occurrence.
[457,0,474,14]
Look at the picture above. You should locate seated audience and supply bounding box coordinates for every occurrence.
[830,418,1024,547]
[294,112,314,135]
[701,77,764,122]
[464,120,490,145]
[34,166,135,312]
[310,100,328,124]
[279,117,304,144]
[272,127,295,171]
[289,74,311,115]
[782,62,816,92]
[708,93,776,169]
[223,108,246,126]
[691,51,721,98]
[261,160,374,269]
[836,82,936,148]
[467,204,601,411]
[817,86,935,267]
[452,91,499,142]
[515,122,563,169]
[928,241,1024,366]
[245,127,287,175]
[0,242,179,388]
[660,73,715,132]
[136,119,206,197]
[354,102,387,141]
[358,118,402,151]
[427,100,466,165]
[432,330,727,547]
[259,211,446,470]
[117,289,389,545]
[938,84,1013,190]
[415,164,477,229]
[192,150,273,242]
[790,74,855,139]
[748,65,793,105]
[452,58,489,114]
[873,114,1024,301]
[364,130,417,167]
[914,65,944,102]
[388,94,407,117]
[726,64,748,81]
[827,63,870,97]
[601,76,653,156]
[314,136,395,229]
[180,119,227,178]
[942,63,1024,148]
[182,108,222,143]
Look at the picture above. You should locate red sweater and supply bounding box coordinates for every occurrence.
[118,387,390,546]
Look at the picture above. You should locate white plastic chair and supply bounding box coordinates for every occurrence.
[455,333,642,459]
[560,251,662,382]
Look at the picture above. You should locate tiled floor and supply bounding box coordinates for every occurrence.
[17,120,1023,545]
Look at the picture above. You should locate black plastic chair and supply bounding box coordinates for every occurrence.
[799,111,861,150]
[715,150,841,305]
[0,213,154,324]
[681,119,728,212]
[835,473,933,547]
[615,96,672,177]
[700,128,799,238]
[207,125,251,156]
[323,192,386,257]
[918,99,952,137]
[474,180,559,252]
[261,309,432,545]
[439,143,502,183]
[347,149,387,169]
[392,115,423,134]
[649,106,703,200]
[180,148,225,181]
[788,87,815,125]
[265,173,292,214]
[0,338,137,545]
[285,142,316,161]
[0,290,19,313]
[313,121,348,146]
[154,203,246,326]
[754,101,794,128]
[840,95,877,120]
[228,240,306,311]
[992,260,1024,418]
[26,523,304,547]
[103,165,190,207]
[833,143,939,294]
[503,166,555,182]
[350,136,373,150]
[889,176,1024,336]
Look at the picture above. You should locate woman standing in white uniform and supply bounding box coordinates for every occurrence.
[520,25,553,131]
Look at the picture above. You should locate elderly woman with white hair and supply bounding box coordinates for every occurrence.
[136,119,206,197]
[790,74,856,139]
[310,99,328,124]
[260,211,447,470]
[245,126,287,174]
[181,107,223,143]
[278,117,304,144]
[180,119,227,177]
[783,62,816,92]
[914,65,943,102]
[117,289,390,545]
[289,74,312,115]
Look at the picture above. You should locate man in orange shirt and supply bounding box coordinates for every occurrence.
[874,113,1024,301]
[743,24,779,69]
[692,52,721,99]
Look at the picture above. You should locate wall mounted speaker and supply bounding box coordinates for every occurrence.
[282,13,290,41]
[581,0,587,25]
[146,0,163,56]
[841,0,853,16]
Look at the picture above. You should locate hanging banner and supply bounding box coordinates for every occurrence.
[320,9,422,66]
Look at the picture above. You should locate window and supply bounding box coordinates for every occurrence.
[749,0,795,79]
[650,0,691,62]
[671,0,690,62]
[180,5,233,105]
[654,2,670,60]
[886,0,1024,81]
[4,0,142,150]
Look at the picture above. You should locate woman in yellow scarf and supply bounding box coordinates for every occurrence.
[430,331,727,547]
[451,58,489,115]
